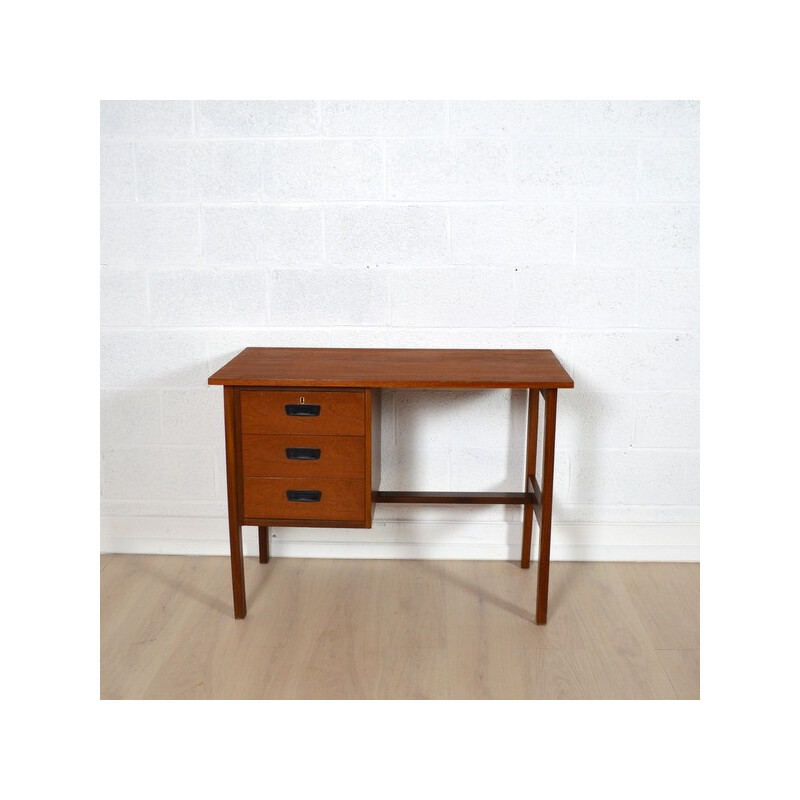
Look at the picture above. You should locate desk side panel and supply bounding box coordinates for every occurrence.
[368,388,381,526]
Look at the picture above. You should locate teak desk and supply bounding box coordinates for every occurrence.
[208,348,574,624]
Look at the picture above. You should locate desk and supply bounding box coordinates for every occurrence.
[208,348,574,624]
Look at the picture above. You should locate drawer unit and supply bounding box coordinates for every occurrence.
[234,387,380,528]
[240,389,365,436]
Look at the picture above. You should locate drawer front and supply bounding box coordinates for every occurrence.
[240,389,365,436]
[241,434,365,479]
[243,477,366,522]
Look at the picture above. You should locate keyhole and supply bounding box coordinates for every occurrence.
[299,396,305,404]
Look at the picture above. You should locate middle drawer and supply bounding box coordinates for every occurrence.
[241,434,365,479]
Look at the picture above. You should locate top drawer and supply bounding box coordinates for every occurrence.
[239,389,365,436]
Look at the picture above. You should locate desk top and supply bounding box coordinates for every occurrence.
[209,348,574,389]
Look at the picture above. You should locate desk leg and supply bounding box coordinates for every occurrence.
[229,520,246,619]
[521,389,540,569]
[224,386,247,619]
[536,388,558,625]
[258,526,270,563]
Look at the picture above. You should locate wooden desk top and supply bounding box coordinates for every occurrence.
[208,348,574,389]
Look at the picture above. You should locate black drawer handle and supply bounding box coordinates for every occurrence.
[285,404,321,417]
[286,490,322,503]
[285,448,321,460]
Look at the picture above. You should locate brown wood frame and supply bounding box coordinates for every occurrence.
[214,349,571,624]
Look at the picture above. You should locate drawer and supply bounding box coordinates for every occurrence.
[241,434,365,479]
[243,477,366,522]
[240,389,365,436]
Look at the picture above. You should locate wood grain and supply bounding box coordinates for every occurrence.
[535,388,558,624]
[211,349,573,622]
[242,476,367,522]
[225,386,246,618]
[520,389,539,568]
[101,557,698,700]
[239,388,366,435]
[657,649,700,700]
[209,348,574,389]
[376,491,527,503]
[242,434,366,478]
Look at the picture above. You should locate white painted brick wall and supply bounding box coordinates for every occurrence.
[322,101,447,136]
[390,268,514,327]
[101,205,202,266]
[195,100,318,137]
[203,205,324,266]
[270,267,391,326]
[326,205,448,266]
[386,139,511,200]
[511,267,636,328]
[149,269,267,327]
[100,99,700,561]
[100,143,135,202]
[577,204,699,268]
[514,139,639,201]
[450,204,574,265]
[262,140,383,200]
[449,100,577,136]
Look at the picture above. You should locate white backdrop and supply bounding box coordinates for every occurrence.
[100,100,699,561]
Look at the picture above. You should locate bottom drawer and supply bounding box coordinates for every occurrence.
[242,477,366,523]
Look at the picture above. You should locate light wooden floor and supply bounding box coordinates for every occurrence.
[100,555,699,700]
